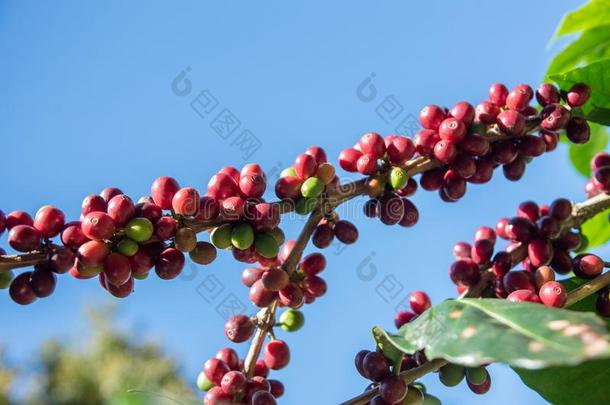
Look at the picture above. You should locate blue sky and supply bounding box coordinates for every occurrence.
[0,1,601,404]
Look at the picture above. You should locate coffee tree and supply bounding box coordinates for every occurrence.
[2,2,610,404]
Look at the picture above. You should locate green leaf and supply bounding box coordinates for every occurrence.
[376,298,610,369]
[514,359,610,405]
[373,325,404,372]
[549,59,610,109]
[547,26,610,77]
[583,105,610,126]
[553,0,610,39]
[581,207,610,249]
[568,122,609,177]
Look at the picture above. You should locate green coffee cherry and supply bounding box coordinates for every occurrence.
[466,366,487,386]
[210,223,233,249]
[422,394,442,405]
[389,167,408,190]
[133,272,149,280]
[295,197,316,215]
[439,363,465,387]
[281,167,298,178]
[469,122,486,135]
[231,222,254,250]
[402,385,424,405]
[411,382,426,395]
[196,371,214,392]
[268,227,285,245]
[117,238,139,257]
[301,177,325,198]
[255,233,279,258]
[124,217,154,242]
[0,271,15,289]
[280,309,305,332]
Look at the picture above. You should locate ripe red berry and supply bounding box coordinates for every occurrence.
[535,83,560,106]
[420,168,444,191]
[490,141,518,165]
[398,199,419,227]
[30,266,57,298]
[240,172,267,199]
[219,166,241,183]
[268,379,284,398]
[449,259,480,287]
[250,279,277,307]
[537,216,560,239]
[419,104,446,130]
[471,239,494,264]
[294,153,318,180]
[6,211,34,229]
[215,347,239,371]
[528,238,553,267]
[77,240,110,267]
[360,132,386,158]
[386,136,415,165]
[155,248,184,280]
[539,281,567,307]
[433,140,458,164]
[151,176,180,209]
[8,225,42,252]
[251,391,277,405]
[107,195,136,227]
[413,129,441,157]
[507,289,541,303]
[203,387,232,405]
[503,156,527,181]
[207,173,239,200]
[503,271,536,293]
[225,314,255,343]
[301,253,326,276]
[264,340,290,370]
[82,212,115,241]
[461,134,490,156]
[379,375,407,403]
[9,271,37,305]
[275,176,302,200]
[475,101,500,125]
[442,170,466,200]
[204,358,230,386]
[135,202,162,223]
[573,254,604,278]
[439,118,466,143]
[100,187,123,203]
[497,110,526,136]
[49,247,75,274]
[449,101,475,126]
[261,268,289,291]
[489,83,509,106]
[468,159,494,184]
[220,370,247,395]
[409,291,431,315]
[541,104,570,131]
[356,153,378,175]
[451,154,476,179]
[81,194,107,216]
[333,220,358,244]
[33,206,65,238]
[549,198,572,221]
[395,310,416,328]
[518,135,546,157]
[103,253,132,286]
[474,226,496,244]
[305,146,327,164]
[378,194,404,225]
[172,187,200,216]
[278,283,305,308]
[566,83,591,107]
[516,201,539,222]
[566,117,591,144]
[312,223,334,248]
[453,241,472,258]
[362,351,390,382]
[339,148,363,172]
[506,84,533,111]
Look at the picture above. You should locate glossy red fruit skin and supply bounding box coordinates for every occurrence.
[77,240,110,267]
[33,206,65,238]
[506,217,537,243]
[518,134,546,157]
[394,311,416,328]
[362,351,390,382]
[150,176,180,209]
[339,148,363,172]
[106,195,136,227]
[305,146,327,164]
[433,140,457,164]
[240,172,267,199]
[461,134,490,156]
[566,117,591,144]
[195,196,220,221]
[225,314,255,343]
[153,216,176,240]
[6,211,34,229]
[294,153,318,180]
[264,340,290,370]
[218,166,241,183]
[420,168,444,191]
[268,379,284,398]
[203,387,232,405]
[413,129,441,157]
[528,238,553,267]
[155,248,185,280]
[409,291,431,315]
[398,199,419,227]
[490,141,517,165]
[171,187,200,217]
[8,225,42,252]
[303,275,327,297]
[204,358,230,386]
[49,247,75,274]
[536,83,560,106]
[100,187,123,203]
[503,271,536,293]
[301,253,326,276]
[278,283,305,308]
[275,176,303,200]
[215,347,239,371]
[241,267,265,287]
[386,136,415,165]
[438,117,466,143]
[419,104,446,130]
[81,212,115,241]
[566,83,591,107]
[360,132,386,158]
[333,220,358,244]
[220,370,247,395]
[471,239,494,264]
[81,195,107,216]
[541,104,570,131]
[103,253,132,286]
[449,259,480,287]
[219,196,245,220]
[517,201,539,222]
[207,173,239,200]
[539,281,567,307]
[474,226,496,244]
[507,289,541,303]
[9,271,37,305]
[489,83,509,106]
[380,375,407,404]
[467,370,491,394]
[356,153,378,175]
[250,279,277,307]
[378,194,404,225]
[451,154,476,179]
[573,254,604,278]
[251,391,277,405]
[135,202,162,223]
[30,266,57,298]
[449,101,475,125]
[475,101,499,124]
[443,170,466,200]
[261,268,289,291]
[506,84,533,111]
[591,152,610,171]
[453,242,472,258]
[497,110,526,136]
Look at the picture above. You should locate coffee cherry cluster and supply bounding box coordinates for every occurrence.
[197,346,285,405]
[275,146,339,215]
[586,151,610,197]
[353,291,446,404]
[312,213,359,249]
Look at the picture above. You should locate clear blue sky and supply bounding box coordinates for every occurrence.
[0,1,601,404]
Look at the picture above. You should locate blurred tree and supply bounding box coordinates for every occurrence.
[0,347,16,405]
[22,305,197,405]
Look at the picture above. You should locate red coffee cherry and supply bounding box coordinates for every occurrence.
[449,259,480,287]
[251,391,277,405]
[395,310,416,329]
[468,159,494,184]
[362,351,390,382]
[490,141,518,165]
[154,216,177,240]
[503,271,536,293]
[338,148,363,172]
[172,187,200,216]
[264,340,290,370]
[518,135,546,157]
[573,253,604,278]
[240,172,267,199]
[507,289,541,303]
[475,101,500,124]
[409,291,431,315]
[82,212,116,241]
[6,211,34,229]
[566,83,591,107]
[517,201,539,222]
[471,239,494,264]
[443,170,467,200]
[420,168,445,191]
[278,283,305,308]
[305,146,327,164]
[419,104,446,130]
[378,194,404,225]
[539,281,567,308]
[203,387,232,405]
[414,129,441,157]
[380,375,407,404]
[81,194,107,216]
[474,226,496,244]
[333,220,358,244]
[215,347,239,371]
[100,187,123,203]
[250,279,277,307]
[204,358,230,386]
[398,199,419,227]
[220,370,247,395]
[261,268,289,291]
[506,84,533,111]
[360,132,386,158]
[541,104,570,131]
[488,83,509,106]
[294,153,318,179]
[356,153,378,175]
[154,248,185,280]
[450,154,476,179]
[275,176,302,200]
[268,379,284,398]
[433,140,458,164]
[78,240,110,266]
[497,110,526,136]
[453,241,472,258]
[9,271,37,305]
[150,177,180,209]
[461,134,490,156]
[535,83,560,106]
[208,172,239,200]
[103,253,132,287]
[528,238,553,267]
[219,166,241,183]
[33,206,65,238]
[301,253,326,276]
[8,225,42,252]
[49,247,75,274]
[439,118,466,143]
[135,202,162,223]
[386,136,415,165]
[107,195,136,227]
[30,266,57,298]
[449,101,475,126]
[566,117,591,144]
[225,314,255,343]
